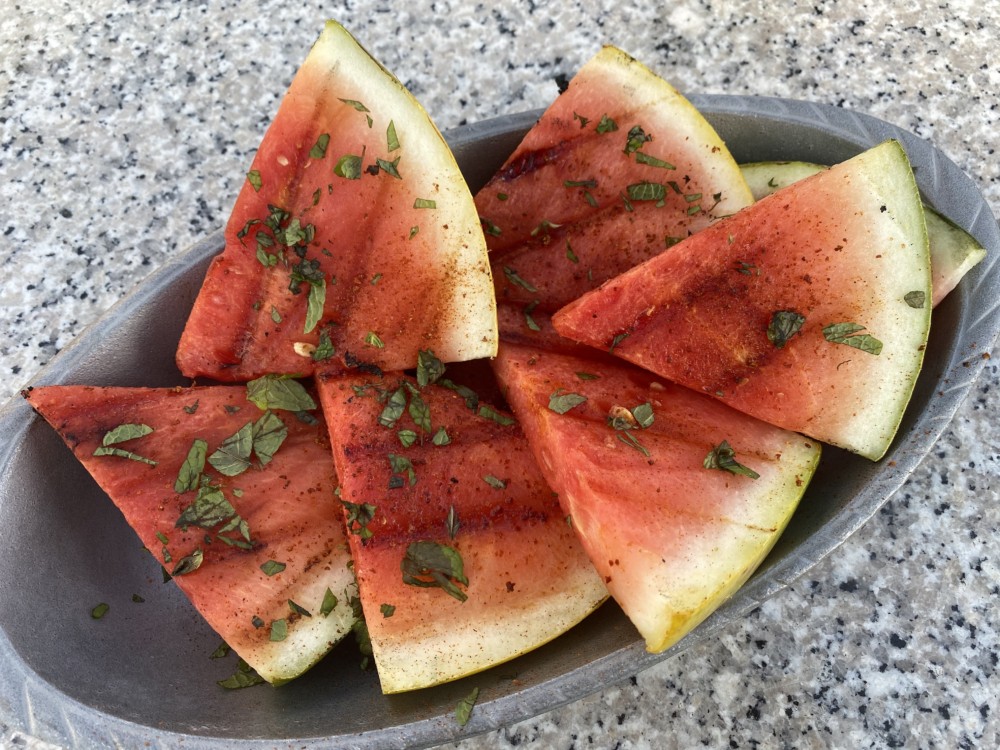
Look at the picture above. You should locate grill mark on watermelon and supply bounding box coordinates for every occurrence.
[490,199,717,310]
[498,142,571,181]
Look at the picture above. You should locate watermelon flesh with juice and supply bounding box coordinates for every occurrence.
[23,383,357,684]
[740,160,986,306]
[316,363,607,693]
[176,21,497,382]
[553,140,931,461]
[474,45,753,328]
[491,342,820,653]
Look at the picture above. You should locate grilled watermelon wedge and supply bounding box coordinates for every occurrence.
[176,20,497,382]
[474,45,753,327]
[553,140,931,461]
[316,362,607,693]
[491,342,820,653]
[24,383,357,685]
[741,160,986,306]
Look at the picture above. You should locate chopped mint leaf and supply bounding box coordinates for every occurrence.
[309,133,330,159]
[767,310,806,349]
[174,439,208,493]
[822,322,884,355]
[246,375,317,412]
[704,440,760,479]
[334,154,362,180]
[401,541,469,602]
[456,686,480,727]
[548,391,587,414]
[260,560,286,577]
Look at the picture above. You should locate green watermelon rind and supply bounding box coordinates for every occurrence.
[740,160,987,306]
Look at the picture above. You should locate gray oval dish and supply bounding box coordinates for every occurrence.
[1,96,998,749]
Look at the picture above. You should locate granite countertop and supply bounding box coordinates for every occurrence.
[1,1,997,748]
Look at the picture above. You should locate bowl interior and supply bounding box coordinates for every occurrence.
[0,97,996,749]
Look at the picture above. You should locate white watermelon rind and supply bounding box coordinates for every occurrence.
[255,569,359,686]
[372,559,608,694]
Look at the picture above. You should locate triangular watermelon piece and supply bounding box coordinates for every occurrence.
[24,383,357,684]
[177,21,497,382]
[315,361,607,693]
[475,45,753,322]
[491,343,820,653]
[740,159,986,306]
[553,140,931,460]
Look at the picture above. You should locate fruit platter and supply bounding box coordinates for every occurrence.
[0,22,997,750]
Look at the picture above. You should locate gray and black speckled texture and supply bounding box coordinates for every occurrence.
[2,1,997,748]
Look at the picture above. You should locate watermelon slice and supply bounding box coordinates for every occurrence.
[474,45,753,320]
[24,383,357,685]
[316,361,607,693]
[491,342,820,653]
[176,21,497,382]
[741,160,987,306]
[553,140,931,461]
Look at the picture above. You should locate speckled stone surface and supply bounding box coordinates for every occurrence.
[1,1,997,748]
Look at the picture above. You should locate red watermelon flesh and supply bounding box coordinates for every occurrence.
[553,140,931,461]
[491,342,820,652]
[176,21,496,382]
[476,45,753,313]
[23,384,357,684]
[316,366,607,693]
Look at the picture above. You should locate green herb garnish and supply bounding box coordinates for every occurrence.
[595,114,618,133]
[455,686,480,727]
[634,152,676,169]
[309,133,330,159]
[171,549,204,576]
[334,154,362,180]
[822,322,883,355]
[342,500,377,540]
[767,310,806,349]
[548,391,587,414]
[483,475,506,490]
[401,541,469,602]
[92,423,157,465]
[703,440,760,479]
[416,349,446,387]
[386,120,400,152]
[218,659,265,690]
[320,588,338,617]
[624,125,652,155]
[477,404,515,426]
[626,182,666,202]
[246,375,317,412]
[503,266,537,292]
[269,619,288,642]
[174,438,208,493]
[260,560,286,577]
